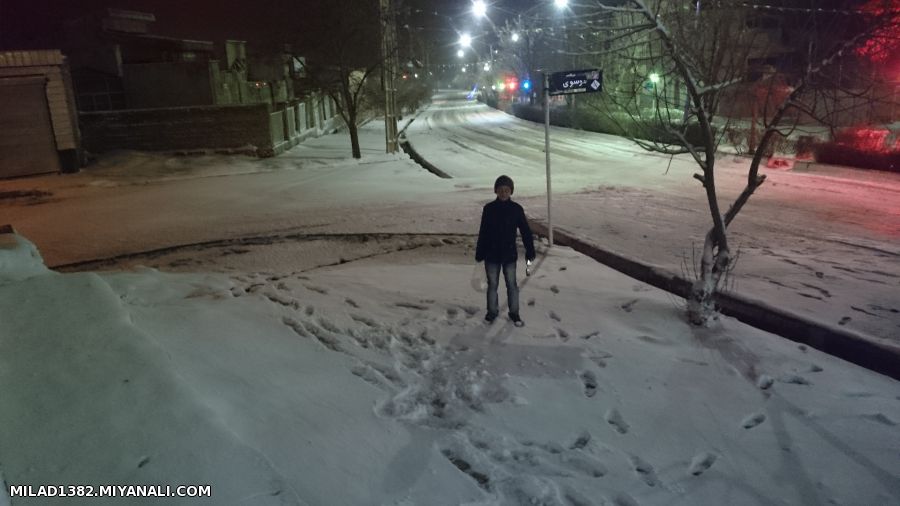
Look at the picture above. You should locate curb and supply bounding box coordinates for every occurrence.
[528,220,900,381]
[50,232,477,272]
[399,136,452,179]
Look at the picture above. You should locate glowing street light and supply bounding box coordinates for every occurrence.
[649,73,660,84]
[483,63,491,71]
[472,0,487,18]
[459,33,472,47]
[457,49,465,58]
[511,32,520,42]
[554,0,568,8]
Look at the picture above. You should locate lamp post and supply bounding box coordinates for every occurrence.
[379,0,399,153]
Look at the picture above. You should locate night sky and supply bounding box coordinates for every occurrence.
[1,0,542,60]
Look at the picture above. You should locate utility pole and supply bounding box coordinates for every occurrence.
[380,0,399,152]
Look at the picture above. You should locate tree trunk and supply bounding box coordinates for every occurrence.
[687,229,731,325]
[348,122,361,159]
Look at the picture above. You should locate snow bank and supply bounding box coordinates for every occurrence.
[0,233,51,284]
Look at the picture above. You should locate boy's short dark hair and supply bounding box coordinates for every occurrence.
[494,175,514,194]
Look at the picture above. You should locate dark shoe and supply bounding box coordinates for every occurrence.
[509,313,524,327]
[485,312,498,323]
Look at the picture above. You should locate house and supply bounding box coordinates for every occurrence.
[62,9,339,157]
[0,50,81,178]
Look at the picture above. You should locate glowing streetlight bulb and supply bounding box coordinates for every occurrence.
[511,32,520,42]
[459,33,472,47]
[461,67,467,73]
[457,49,465,58]
[472,0,487,18]
[554,0,568,9]
[649,73,660,83]
[483,63,491,71]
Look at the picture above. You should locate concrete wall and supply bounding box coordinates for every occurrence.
[122,61,214,108]
[80,95,342,158]
[80,104,273,155]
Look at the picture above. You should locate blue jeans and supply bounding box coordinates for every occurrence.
[485,261,519,317]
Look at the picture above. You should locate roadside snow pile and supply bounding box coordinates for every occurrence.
[0,233,51,284]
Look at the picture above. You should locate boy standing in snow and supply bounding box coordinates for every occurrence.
[475,175,536,326]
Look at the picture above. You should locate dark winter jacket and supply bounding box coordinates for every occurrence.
[475,199,536,264]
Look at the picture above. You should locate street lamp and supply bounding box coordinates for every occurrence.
[457,49,465,58]
[554,0,568,9]
[472,0,487,18]
[459,33,472,47]
[511,32,520,42]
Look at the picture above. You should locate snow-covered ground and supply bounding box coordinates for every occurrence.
[2,232,899,506]
[1,90,899,505]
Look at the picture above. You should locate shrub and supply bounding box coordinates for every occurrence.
[814,127,900,173]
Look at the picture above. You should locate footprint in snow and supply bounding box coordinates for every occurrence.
[350,314,378,328]
[742,413,766,429]
[838,316,851,325]
[808,364,823,373]
[446,307,458,319]
[550,285,560,294]
[605,408,629,434]
[527,298,536,306]
[589,351,612,368]
[264,292,301,310]
[629,455,660,487]
[282,317,310,338]
[440,450,490,490]
[621,299,638,312]
[756,375,774,390]
[304,322,343,352]
[305,305,315,316]
[395,301,430,311]
[549,310,562,322]
[779,374,811,385]
[580,371,598,398]
[563,453,607,478]
[351,364,392,390]
[563,487,598,506]
[461,305,480,317]
[344,298,360,308]
[304,284,328,295]
[861,413,897,426]
[688,452,717,476]
[317,317,341,334]
[569,431,591,450]
[557,328,570,340]
[612,493,640,506]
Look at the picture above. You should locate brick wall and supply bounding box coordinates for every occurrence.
[79,104,273,155]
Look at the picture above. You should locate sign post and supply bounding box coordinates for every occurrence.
[542,69,602,248]
[543,73,553,247]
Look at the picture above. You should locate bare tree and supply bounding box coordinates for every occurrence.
[293,0,385,159]
[578,0,894,324]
